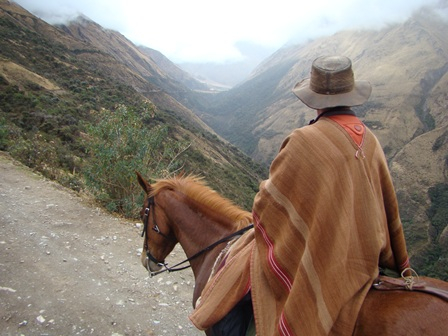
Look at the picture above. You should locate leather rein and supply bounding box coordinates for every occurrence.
[141,196,253,277]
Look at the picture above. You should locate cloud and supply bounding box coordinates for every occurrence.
[12,0,441,63]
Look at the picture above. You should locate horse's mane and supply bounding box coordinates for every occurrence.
[150,174,253,227]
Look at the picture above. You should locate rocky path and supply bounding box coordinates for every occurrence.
[0,152,202,336]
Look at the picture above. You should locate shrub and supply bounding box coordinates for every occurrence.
[413,183,448,280]
[82,103,190,217]
[0,117,9,150]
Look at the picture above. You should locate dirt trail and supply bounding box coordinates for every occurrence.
[0,152,202,336]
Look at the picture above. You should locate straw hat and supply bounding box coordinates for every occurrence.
[293,56,372,109]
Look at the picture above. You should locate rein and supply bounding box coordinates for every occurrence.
[141,196,254,277]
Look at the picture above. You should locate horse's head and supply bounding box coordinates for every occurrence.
[136,172,177,275]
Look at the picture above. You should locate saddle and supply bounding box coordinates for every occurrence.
[373,274,448,302]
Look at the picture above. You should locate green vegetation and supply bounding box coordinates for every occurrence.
[432,130,448,151]
[0,116,8,150]
[414,183,448,280]
[82,103,190,217]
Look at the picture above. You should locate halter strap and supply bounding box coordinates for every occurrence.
[141,196,173,268]
[141,196,171,240]
[149,224,254,277]
[141,196,254,277]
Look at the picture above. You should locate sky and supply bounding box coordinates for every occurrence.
[12,0,441,64]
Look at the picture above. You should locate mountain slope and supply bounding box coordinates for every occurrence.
[138,45,208,91]
[55,15,215,133]
[201,8,448,164]
[0,0,266,211]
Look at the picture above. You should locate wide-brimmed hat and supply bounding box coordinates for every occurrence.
[292,56,372,109]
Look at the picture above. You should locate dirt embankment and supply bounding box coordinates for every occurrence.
[0,152,202,335]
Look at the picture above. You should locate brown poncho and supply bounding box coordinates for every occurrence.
[190,115,410,335]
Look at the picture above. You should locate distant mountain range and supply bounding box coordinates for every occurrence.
[177,41,277,88]
[1,0,447,279]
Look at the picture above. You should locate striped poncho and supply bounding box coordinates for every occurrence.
[190,114,410,335]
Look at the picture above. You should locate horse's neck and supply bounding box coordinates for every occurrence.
[161,191,235,304]
[177,211,233,300]
[178,213,233,305]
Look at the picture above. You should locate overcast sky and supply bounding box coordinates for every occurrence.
[12,0,441,63]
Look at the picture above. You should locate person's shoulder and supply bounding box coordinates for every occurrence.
[363,126,386,153]
[363,125,380,141]
[284,125,322,147]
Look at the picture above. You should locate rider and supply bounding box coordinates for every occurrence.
[191,55,411,335]
[250,55,411,334]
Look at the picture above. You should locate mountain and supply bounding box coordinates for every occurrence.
[56,15,211,95]
[0,0,267,211]
[178,41,277,88]
[55,14,215,132]
[198,8,448,164]
[138,45,208,91]
[192,4,448,278]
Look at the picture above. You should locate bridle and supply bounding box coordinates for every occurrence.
[141,196,253,277]
[140,196,173,269]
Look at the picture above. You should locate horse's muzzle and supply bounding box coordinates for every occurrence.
[141,252,163,276]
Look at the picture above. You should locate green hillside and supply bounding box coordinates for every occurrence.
[0,1,267,217]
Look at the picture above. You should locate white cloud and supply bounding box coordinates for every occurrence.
[12,0,441,63]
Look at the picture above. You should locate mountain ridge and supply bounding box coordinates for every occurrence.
[0,0,266,211]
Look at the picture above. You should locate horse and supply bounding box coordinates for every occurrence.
[136,172,448,335]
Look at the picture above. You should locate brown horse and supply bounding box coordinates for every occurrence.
[136,172,448,335]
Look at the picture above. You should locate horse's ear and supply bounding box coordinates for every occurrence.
[136,171,151,194]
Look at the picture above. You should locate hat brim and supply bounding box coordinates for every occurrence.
[292,78,372,109]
